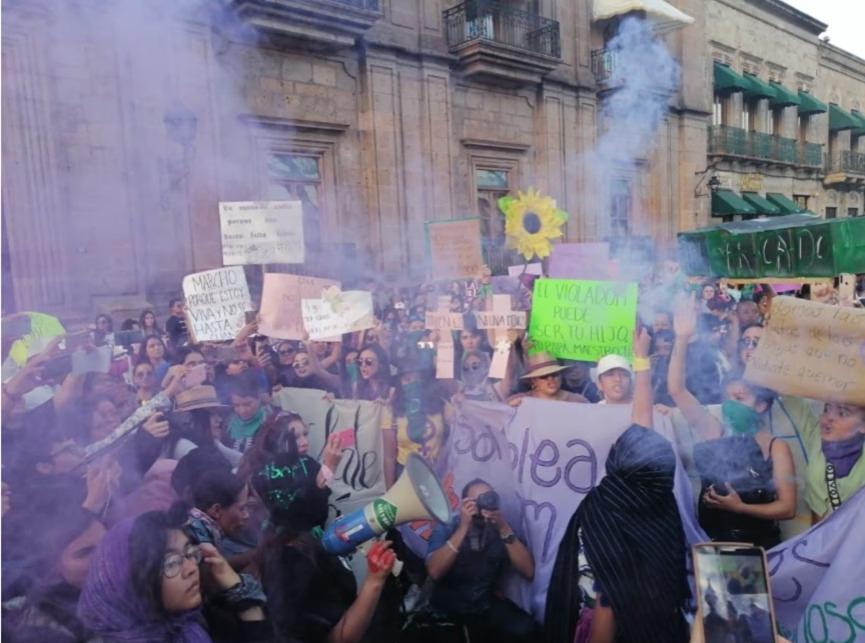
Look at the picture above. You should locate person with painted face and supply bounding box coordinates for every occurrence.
[77,509,270,643]
[669,294,796,548]
[425,478,536,642]
[255,451,398,643]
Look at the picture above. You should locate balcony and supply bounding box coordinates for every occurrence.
[229,0,382,49]
[824,151,865,186]
[443,0,562,85]
[708,125,823,169]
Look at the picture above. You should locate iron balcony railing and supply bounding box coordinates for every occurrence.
[826,150,865,175]
[443,0,561,58]
[591,48,615,84]
[709,125,823,168]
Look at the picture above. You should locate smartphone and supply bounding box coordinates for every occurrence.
[335,428,356,450]
[114,330,144,346]
[64,329,93,352]
[693,542,776,643]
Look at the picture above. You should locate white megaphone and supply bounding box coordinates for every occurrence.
[322,453,451,555]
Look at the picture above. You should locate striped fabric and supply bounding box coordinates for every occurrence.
[545,425,690,643]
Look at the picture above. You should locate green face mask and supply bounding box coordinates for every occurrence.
[721,399,761,436]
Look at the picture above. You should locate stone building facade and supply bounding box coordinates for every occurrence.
[1,0,862,316]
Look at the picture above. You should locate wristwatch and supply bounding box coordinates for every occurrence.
[501,532,516,545]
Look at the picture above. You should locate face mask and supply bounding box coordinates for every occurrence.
[404,380,426,443]
[722,399,761,436]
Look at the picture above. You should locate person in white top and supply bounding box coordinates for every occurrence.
[595,355,634,405]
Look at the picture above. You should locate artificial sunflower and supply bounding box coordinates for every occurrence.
[498,188,568,261]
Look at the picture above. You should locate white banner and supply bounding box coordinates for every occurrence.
[218,200,305,265]
[301,289,375,341]
[768,488,865,642]
[182,266,251,342]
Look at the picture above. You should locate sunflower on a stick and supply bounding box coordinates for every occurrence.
[498,188,568,261]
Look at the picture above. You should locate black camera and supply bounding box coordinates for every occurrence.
[475,490,500,512]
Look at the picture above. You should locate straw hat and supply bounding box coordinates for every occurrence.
[173,385,228,412]
[520,352,568,379]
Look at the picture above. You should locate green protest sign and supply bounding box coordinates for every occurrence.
[528,279,638,361]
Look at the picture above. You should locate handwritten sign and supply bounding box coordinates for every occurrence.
[218,201,305,265]
[426,218,484,279]
[301,290,375,341]
[528,278,637,361]
[744,297,865,405]
[548,242,617,281]
[259,273,339,340]
[424,312,464,331]
[475,310,527,330]
[182,267,252,342]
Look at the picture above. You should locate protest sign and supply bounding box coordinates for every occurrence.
[258,273,340,340]
[398,399,703,621]
[182,267,251,342]
[768,488,865,641]
[528,278,638,361]
[744,297,865,405]
[301,289,375,341]
[548,242,617,281]
[71,345,112,374]
[218,201,305,265]
[475,309,527,330]
[426,218,484,279]
[272,388,385,519]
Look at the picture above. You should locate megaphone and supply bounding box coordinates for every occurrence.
[322,453,450,555]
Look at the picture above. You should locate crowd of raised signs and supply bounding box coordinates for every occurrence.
[1,264,864,643]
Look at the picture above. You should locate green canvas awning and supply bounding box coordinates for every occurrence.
[829,104,859,132]
[714,62,748,93]
[769,81,800,108]
[678,214,865,278]
[741,73,776,100]
[851,110,865,137]
[741,192,781,216]
[798,91,828,116]
[712,189,757,217]
[766,193,806,215]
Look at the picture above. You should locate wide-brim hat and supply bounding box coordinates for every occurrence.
[520,352,568,379]
[174,385,229,412]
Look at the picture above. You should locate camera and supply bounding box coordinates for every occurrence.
[475,490,500,512]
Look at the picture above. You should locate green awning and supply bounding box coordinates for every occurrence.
[714,62,748,93]
[765,193,806,215]
[769,81,800,108]
[741,192,782,216]
[798,91,828,116]
[712,189,757,217]
[851,110,865,137]
[741,73,776,100]
[829,104,859,132]
[678,214,865,278]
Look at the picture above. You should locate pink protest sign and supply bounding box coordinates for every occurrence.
[548,242,617,281]
[259,273,340,340]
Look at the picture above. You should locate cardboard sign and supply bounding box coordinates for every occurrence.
[475,310,527,330]
[301,290,375,341]
[426,218,484,279]
[258,273,340,340]
[424,311,464,331]
[528,278,638,361]
[548,242,617,281]
[219,200,305,265]
[182,267,252,342]
[744,297,865,405]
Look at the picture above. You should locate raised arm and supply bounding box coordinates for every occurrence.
[668,294,723,440]
[631,327,653,429]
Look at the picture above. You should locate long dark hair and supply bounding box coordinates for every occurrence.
[237,413,302,484]
[354,343,391,401]
[191,469,245,513]
[139,309,162,334]
[129,507,188,617]
[392,368,444,417]
[137,335,166,367]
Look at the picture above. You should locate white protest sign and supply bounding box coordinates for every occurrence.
[182,266,252,342]
[219,200,305,265]
[301,288,375,341]
[400,400,704,621]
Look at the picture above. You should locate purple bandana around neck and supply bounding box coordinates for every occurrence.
[822,432,865,478]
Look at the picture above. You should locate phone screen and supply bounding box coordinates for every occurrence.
[694,543,775,643]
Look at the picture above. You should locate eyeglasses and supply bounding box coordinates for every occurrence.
[465,362,483,371]
[277,349,295,356]
[537,373,559,380]
[739,337,760,348]
[359,358,377,367]
[163,545,203,579]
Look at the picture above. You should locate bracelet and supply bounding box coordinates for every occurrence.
[445,539,459,554]
[632,357,651,372]
[218,573,267,609]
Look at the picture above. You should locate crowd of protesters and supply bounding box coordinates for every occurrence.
[1,261,863,643]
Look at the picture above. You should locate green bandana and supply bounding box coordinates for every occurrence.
[228,406,266,441]
[721,400,761,436]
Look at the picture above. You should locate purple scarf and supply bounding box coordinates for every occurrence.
[822,432,865,478]
[77,518,212,643]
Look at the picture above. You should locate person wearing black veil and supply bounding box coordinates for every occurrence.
[544,329,690,643]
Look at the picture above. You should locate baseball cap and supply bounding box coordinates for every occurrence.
[596,354,632,378]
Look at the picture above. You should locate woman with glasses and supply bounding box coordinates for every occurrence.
[277,345,341,396]
[78,508,270,643]
[506,352,588,407]
[347,344,391,402]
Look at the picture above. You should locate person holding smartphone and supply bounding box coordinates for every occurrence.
[546,328,691,643]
